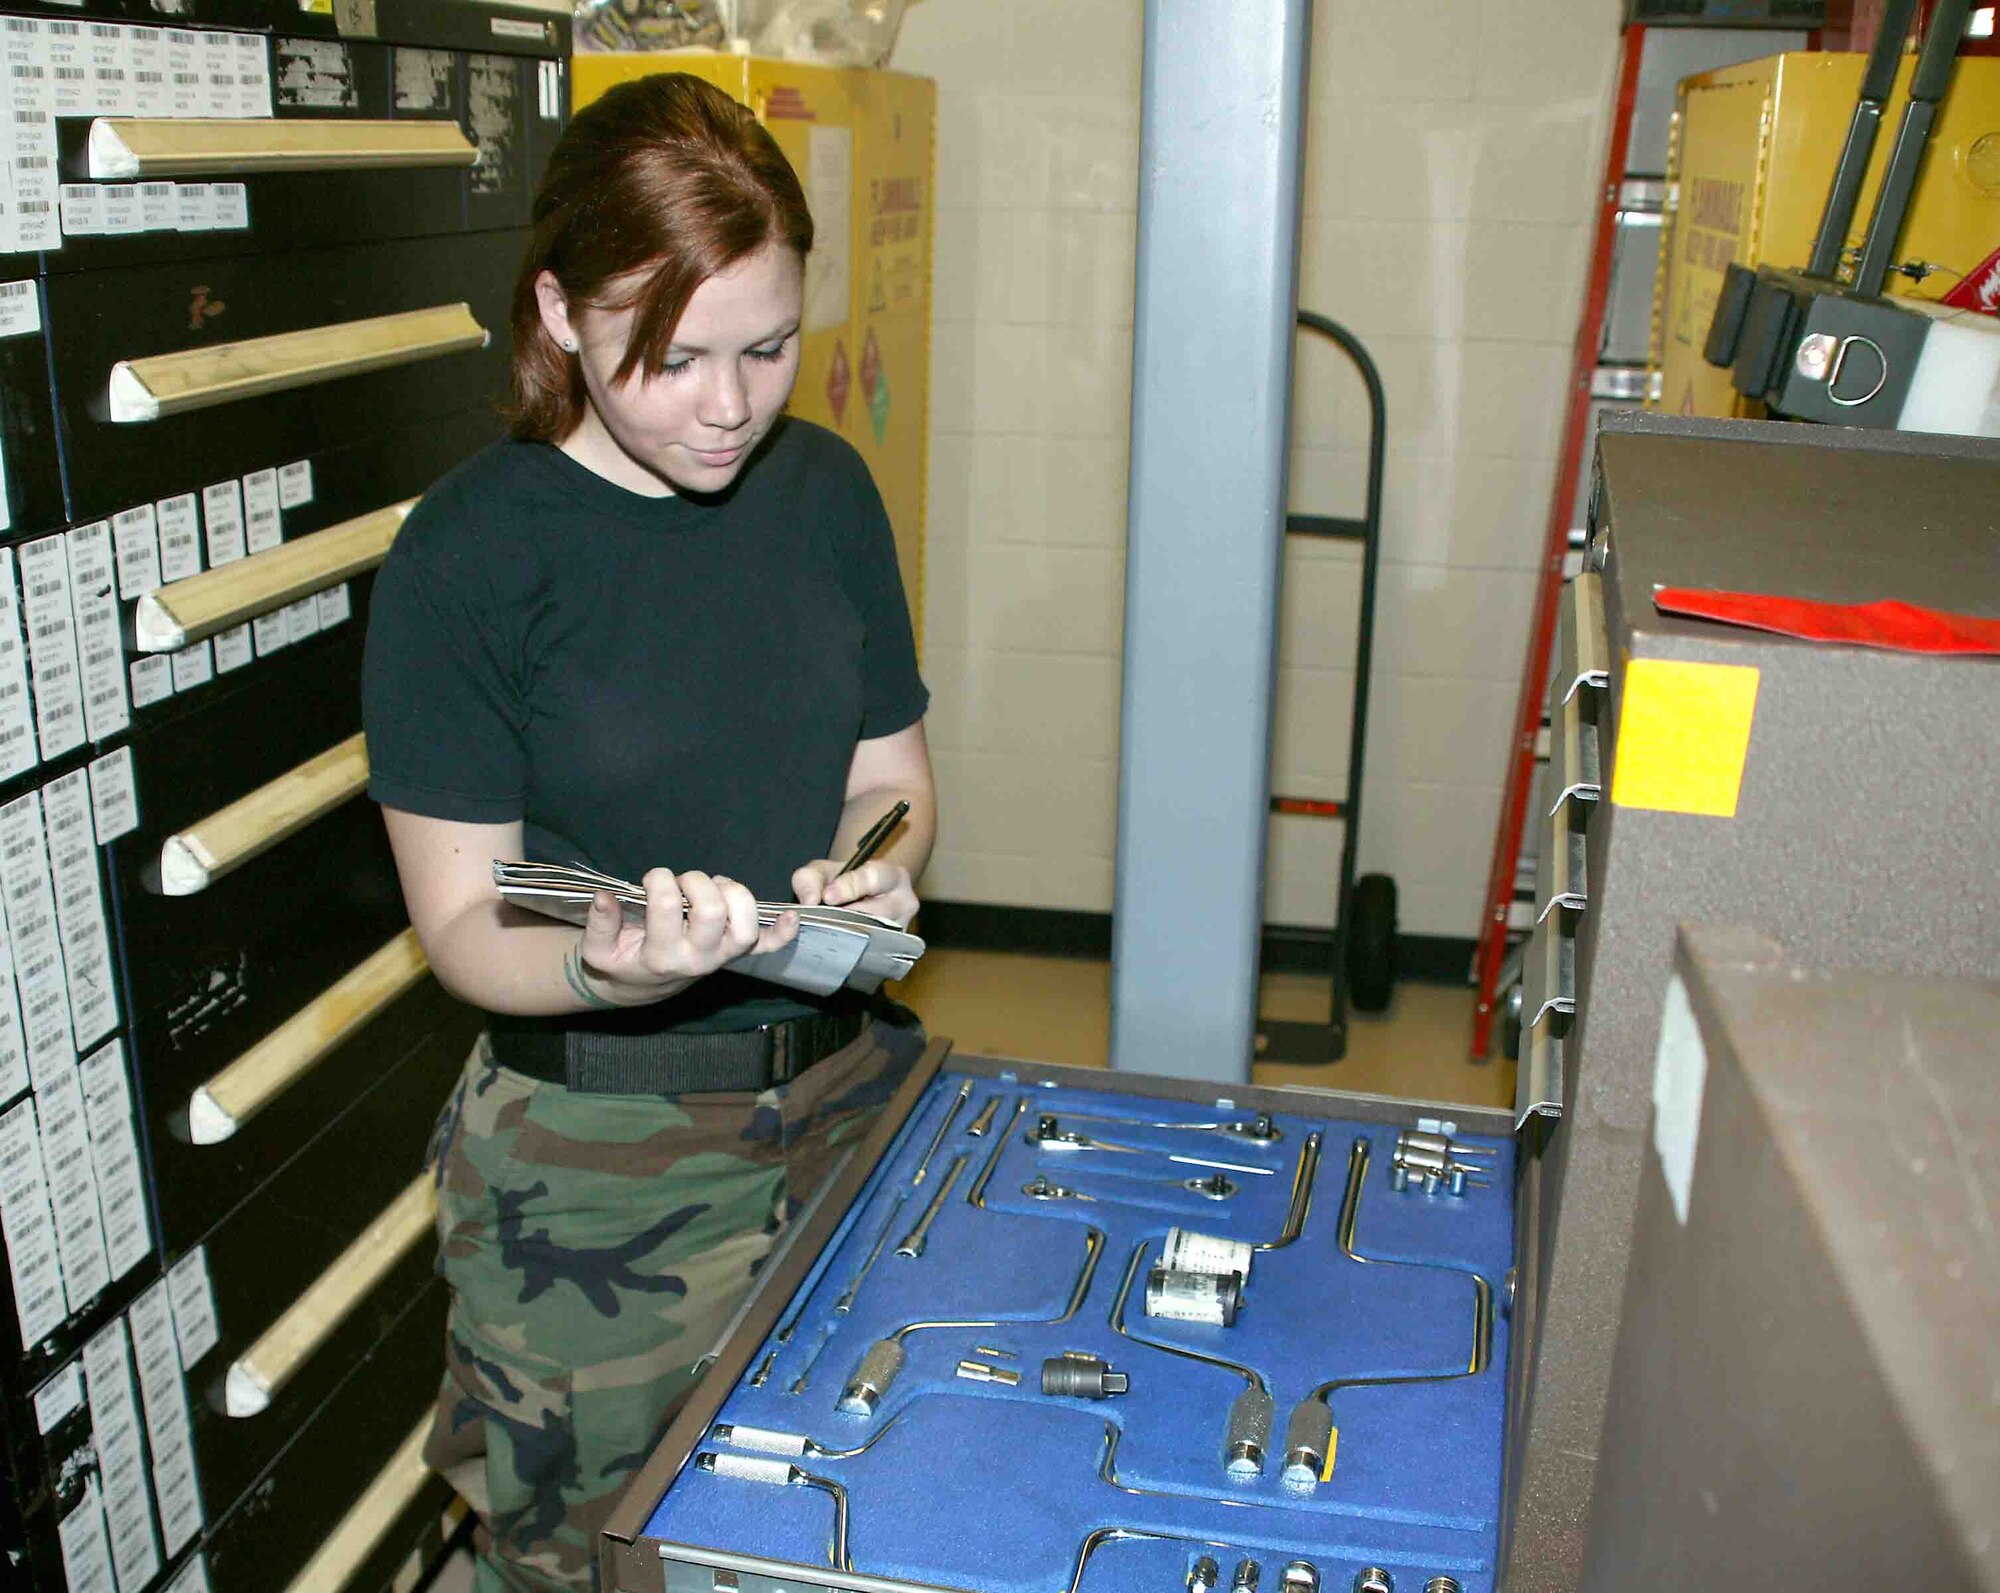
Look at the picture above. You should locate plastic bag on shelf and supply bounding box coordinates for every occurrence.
[753,0,909,67]
[574,0,728,53]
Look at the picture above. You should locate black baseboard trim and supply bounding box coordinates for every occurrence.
[915,902,1476,988]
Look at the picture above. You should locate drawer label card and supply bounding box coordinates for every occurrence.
[131,27,170,118]
[233,33,271,119]
[67,522,132,747]
[101,184,141,236]
[283,594,320,645]
[80,1040,150,1280]
[252,610,289,657]
[59,183,106,238]
[155,494,201,583]
[199,480,245,568]
[198,30,237,121]
[4,18,62,256]
[39,1062,110,1313]
[138,180,175,232]
[167,1554,211,1593]
[57,1481,115,1593]
[0,550,40,784]
[45,771,118,1050]
[128,655,172,710]
[213,623,253,674]
[34,1361,84,1431]
[242,467,282,553]
[18,534,85,763]
[128,1280,202,1556]
[316,582,352,630]
[111,505,163,600]
[1,792,78,1094]
[213,182,249,231]
[169,640,213,693]
[84,1318,162,1593]
[85,20,133,118]
[164,30,204,120]
[1609,659,1760,819]
[166,1246,219,1366]
[87,747,139,845]
[278,459,314,509]
[174,182,216,234]
[0,1096,68,1347]
[0,280,40,339]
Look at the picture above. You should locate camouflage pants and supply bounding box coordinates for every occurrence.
[423,1013,923,1592]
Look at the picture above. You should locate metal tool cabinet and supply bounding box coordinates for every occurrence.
[602,1045,1518,1593]
[0,3,566,1588]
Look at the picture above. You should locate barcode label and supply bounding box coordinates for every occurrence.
[84,1318,162,1593]
[242,467,281,553]
[166,1247,219,1366]
[56,1482,114,1593]
[316,583,352,630]
[0,1097,68,1347]
[137,180,174,232]
[252,611,288,658]
[0,551,39,786]
[59,183,106,239]
[18,536,85,763]
[213,623,253,675]
[131,26,170,117]
[79,1040,148,1280]
[283,595,319,645]
[173,181,215,233]
[67,522,130,746]
[200,480,244,567]
[44,772,117,1051]
[155,494,201,583]
[278,459,314,509]
[127,655,171,709]
[212,181,248,231]
[128,1281,202,1555]
[0,280,40,339]
[38,1062,109,1321]
[111,505,162,600]
[169,640,211,693]
[87,747,139,846]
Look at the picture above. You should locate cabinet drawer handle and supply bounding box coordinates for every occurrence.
[135,498,413,650]
[89,117,479,181]
[1558,571,1609,704]
[161,733,368,895]
[1515,1016,1564,1131]
[1549,685,1603,817]
[1535,791,1588,924]
[1522,914,1575,1034]
[108,303,488,423]
[225,1171,435,1416]
[187,929,429,1145]
[280,1415,433,1593]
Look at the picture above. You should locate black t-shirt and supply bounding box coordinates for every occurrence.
[361,417,928,1030]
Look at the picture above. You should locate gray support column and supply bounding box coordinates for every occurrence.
[1109,0,1312,1081]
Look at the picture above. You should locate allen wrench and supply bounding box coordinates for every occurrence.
[1030,1115,1277,1176]
[1279,1136,1494,1490]
[693,1452,850,1570]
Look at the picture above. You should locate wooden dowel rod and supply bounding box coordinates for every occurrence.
[90,118,478,180]
[161,733,369,895]
[281,1415,435,1593]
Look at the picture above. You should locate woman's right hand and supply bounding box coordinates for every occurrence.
[571,868,800,1008]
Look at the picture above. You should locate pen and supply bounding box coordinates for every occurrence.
[839,799,910,877]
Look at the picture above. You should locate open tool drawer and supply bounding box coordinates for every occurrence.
[601,1045,1515,1593]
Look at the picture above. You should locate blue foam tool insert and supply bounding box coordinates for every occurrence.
[644,1073,1515,1593]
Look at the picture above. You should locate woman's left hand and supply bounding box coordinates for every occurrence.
[792,859,919,928]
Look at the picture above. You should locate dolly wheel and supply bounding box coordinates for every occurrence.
[1346,873,1399,1012]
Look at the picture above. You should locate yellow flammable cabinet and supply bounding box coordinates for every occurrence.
[1650,53,2000,420]
[573,53,934,639]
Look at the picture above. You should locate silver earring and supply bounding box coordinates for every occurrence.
[561,336,578,352]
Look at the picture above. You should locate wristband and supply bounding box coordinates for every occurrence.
[563,935,621,1011]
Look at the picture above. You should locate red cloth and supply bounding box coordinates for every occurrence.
[1654,586,2000,657]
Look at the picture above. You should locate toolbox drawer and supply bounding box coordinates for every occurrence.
[604,1048,1517,1593]
[172,1020,462,1524]
[45,228,519,524]
[0,303,67,542]
[200,1275,449,1593]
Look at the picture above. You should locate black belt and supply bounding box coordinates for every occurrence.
[488,1009,868,1096]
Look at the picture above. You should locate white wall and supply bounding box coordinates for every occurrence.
[898,0,1620,942]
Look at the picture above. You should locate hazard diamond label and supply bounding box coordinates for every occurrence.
[1941,244,2000,316]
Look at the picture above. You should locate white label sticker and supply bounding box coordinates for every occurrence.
[539,58,563,122]
[18,535,85,763]
[34,1361,84,1432]
[164,30,203,119]
[85,20,133,117]
[57,1481,115,1593]
[59,182,106,238]
[232,33,270,118]
[0,280,41,339]
[4,18,62,254]
[44,772,117,1051]
[137,180,175,232]
[100,183,140,236]
[155,495,201,583]
[199,481,244,568]
[212,181,247,231]
[251,611,288,657]
[0,791,77,1093]
[39,1062,109,1314]
[804,125,854,335]
[0,549,39,785]
[278,459,313,509]
[198,29,235,120]
[79,1040,149,1280]
[212,624,253,674]
[315,583,351,630]
[169,641,212,693]
[128,1281,201,1555]
[242,468,281,554]
[0,1096,68,1347]
[46,20,89,118]
[130,26,169,118]
[491,15,547,38]
[1651,973,1710,1227]
[84,1318,162,1593]
[165,1247,219,1367]
[111,506,162,602]
[127,656,172,710]
[173,181,215,233]
[66,523,131,747]
[87,747,139,845]
[282,595,319,645]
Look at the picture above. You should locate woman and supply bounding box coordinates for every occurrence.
[361,73,933,1591]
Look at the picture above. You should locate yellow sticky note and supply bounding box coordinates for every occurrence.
[1611,658,1760,817]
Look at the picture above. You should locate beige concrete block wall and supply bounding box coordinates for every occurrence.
[898,0,1621,940]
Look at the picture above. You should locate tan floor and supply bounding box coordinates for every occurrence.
[891,948,1513,1113]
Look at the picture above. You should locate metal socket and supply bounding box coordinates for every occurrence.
[1280,1563,1319,1593]
[1039,1352,1129,1399]
[1189,1558,1220,1593]
[1352,1571,1393,1593]
[1231,1560,1260,1593]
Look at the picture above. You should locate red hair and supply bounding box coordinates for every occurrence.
[508,73,814,442]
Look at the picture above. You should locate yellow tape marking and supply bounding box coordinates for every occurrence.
[1610,658,1760,817]
[1320,1426,1339,1483]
